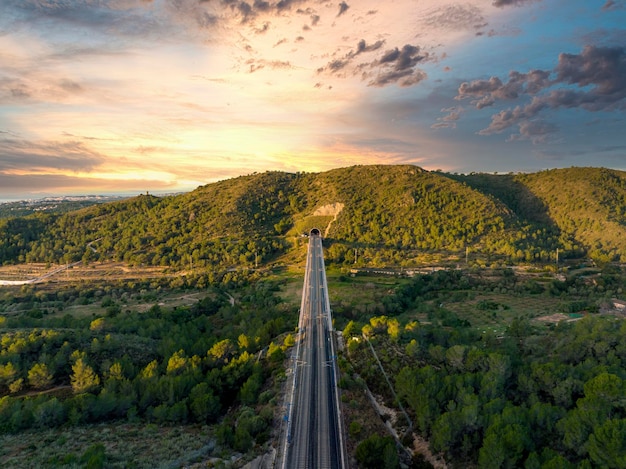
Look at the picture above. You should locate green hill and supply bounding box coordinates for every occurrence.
[452,167,626,263]
[1,165,626,269]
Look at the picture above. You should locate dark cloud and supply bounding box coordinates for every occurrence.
[2,0,180,40]
[368,44,428,87]
[237,2,253,21]
[0,76,86,105]
[253,0,271,11]
[601,0,624,10]
[507,120,559,144]
[0,138,104,173]
[369,69,427,88]
[355,39,385,54]
[311,14,320,26]
[555,45,626,99]
[276,0,307,12]
[492,0,541,7]
[318,40,427,87]
[457,70,550,108]
[337,1,350,17]
[326,59,349,72]
[457,45,626,138]
[386,45,424,71]
[318,39,385,75]
[247,59,293,73]
[0,174,173,196]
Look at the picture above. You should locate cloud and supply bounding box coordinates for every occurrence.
[337,2,350,17]
[247,59,293,73]
[431,107,463,129]
[457,70,551,108]
[0,138,105,173]
[555,45,626,101]
[3,0,179,41]
[368,44,429,87]
[492,0,541,7]
[456,45,626,139]
[601,0,625,11]
[318,40,428,87]
[506,120,559,144]
[253,0,271,12]
[532,144,626,162]
[275,0,308,12]
[419,4,487,33]
[317,39,385,75]
[0,173,174,196]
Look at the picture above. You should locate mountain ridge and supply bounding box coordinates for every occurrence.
[1,165,625,268]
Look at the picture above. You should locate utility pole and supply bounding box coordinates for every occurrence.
[354,248,358,264]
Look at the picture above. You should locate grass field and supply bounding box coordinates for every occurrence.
[0,262,168,284]
[0,422,217,468]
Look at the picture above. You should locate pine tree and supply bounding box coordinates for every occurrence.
[71,358,100,394]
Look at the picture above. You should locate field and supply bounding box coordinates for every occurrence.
[2,255,625,468]
[0,422,216,468]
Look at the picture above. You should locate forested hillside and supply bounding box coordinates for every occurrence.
[451,167,626,264]
[1,165,626,270]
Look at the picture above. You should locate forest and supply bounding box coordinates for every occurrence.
[341,267,626,468]
[2,164,626,467]
[0,275,295,467]
[1,166,626,271]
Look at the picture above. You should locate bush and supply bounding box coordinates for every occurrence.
[355,434,399,468]
[80,443,106,469]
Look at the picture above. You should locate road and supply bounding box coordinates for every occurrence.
[281,229,347,469]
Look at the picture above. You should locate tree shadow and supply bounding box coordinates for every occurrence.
[443,173,557,228]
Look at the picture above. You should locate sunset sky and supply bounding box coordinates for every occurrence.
[1,0,625,199]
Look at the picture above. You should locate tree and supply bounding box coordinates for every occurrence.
[283,333,295,347]
[90,317,106,332]
[71,358,100,394]
[140,360,159,380]
[189,383,221,423]
[587,419,626,468]
[34,397,65,428]
[240,372,263,405]
[355,434,399,468]
[166,350,188,375]
[208,339,234,363]
[9,378,24,394]
[28,363,53,389]
[238,333,250,351]
[0,362,18,389]
[106,362,124,381]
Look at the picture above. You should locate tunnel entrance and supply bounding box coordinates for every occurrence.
[310,228,321,236]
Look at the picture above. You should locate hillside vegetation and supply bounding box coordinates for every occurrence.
[1,165,626,270]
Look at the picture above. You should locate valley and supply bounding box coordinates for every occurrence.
[2,165,626,468]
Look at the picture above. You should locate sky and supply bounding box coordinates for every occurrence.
[0,0,625,199]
